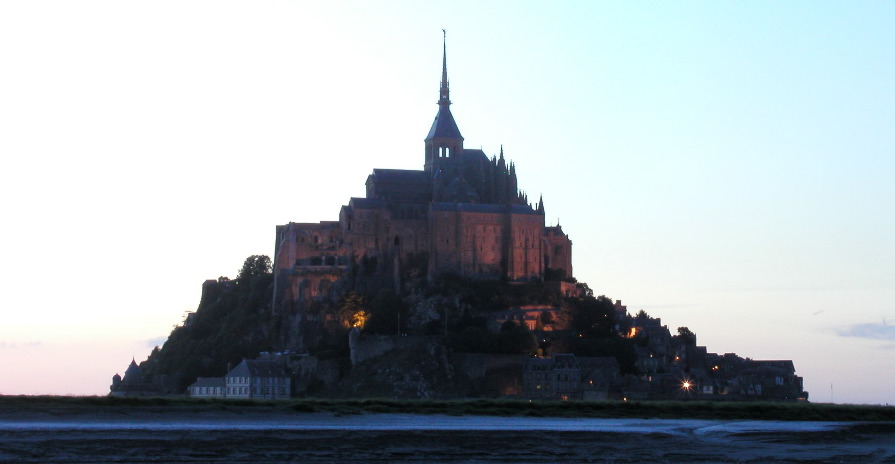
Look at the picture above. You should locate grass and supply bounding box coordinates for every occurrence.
[1,395,894,422]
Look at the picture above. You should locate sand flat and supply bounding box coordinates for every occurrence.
[1,413,894,463]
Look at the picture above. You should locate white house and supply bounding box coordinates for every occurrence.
[187,377,226,398]
[225,359,291,400]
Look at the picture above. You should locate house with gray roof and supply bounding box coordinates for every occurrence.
[225,358,291,400]
[187,377,226,398]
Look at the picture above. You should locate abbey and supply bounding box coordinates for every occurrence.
[273,40,573,307]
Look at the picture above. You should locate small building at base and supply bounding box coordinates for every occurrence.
[187,377,226,399]
[225,358,291,400]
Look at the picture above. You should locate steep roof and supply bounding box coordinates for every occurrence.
[189,377,225,389]
[426,104,463,140]
[226,359,289,378]
[425,34,464,142]
[370,169,430,185]
[347,197,385,210]
[462,148,489,164]
[431,202,539,215]
[749,360,796,372]
[124,359,141,378]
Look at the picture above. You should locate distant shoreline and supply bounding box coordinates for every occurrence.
[2,395,894,422]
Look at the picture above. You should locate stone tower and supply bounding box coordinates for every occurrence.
[424,33,464,175]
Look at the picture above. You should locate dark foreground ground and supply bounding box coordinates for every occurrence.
[2,411,895,463]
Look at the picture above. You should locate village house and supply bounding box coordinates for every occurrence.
[522,354,620,400]
[610,306,809,401]
[225,358,292,400]
[187,377,226,398]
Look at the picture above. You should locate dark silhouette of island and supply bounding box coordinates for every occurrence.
[112,37,807,403]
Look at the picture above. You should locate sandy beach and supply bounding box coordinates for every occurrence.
[1,410,894,463]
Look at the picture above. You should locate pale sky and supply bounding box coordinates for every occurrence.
[1,1,893,404]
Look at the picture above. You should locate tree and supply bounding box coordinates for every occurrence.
[364,290,405,335]
[496,320,538,354]
[237,255,271,280]
[337,291,367,328]
[576,281,594,298]
[450,326,497,353]
[677,326,696,345]
[635,309,650,321]
[570,295,617,338]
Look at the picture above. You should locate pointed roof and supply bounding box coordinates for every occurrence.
[226,359,289,378]
[426,32,463,141]
[122,358,143,384]
[125,358,140,376]
[426,105,463,140]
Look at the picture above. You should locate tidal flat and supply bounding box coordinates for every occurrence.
[1,397,894,463]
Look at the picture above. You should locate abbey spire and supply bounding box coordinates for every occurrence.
[439,30,450,106]
[425,31,464,173]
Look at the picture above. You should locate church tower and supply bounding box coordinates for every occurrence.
[424,33,464,174]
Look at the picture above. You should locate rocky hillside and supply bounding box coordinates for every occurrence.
[130,254,632,395]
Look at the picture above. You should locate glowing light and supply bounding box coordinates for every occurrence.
[351,310,368,328]
[682,380,692,390]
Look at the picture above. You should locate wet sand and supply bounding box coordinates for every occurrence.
[1,412,894,463]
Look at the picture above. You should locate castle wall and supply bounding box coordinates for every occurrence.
[429,208,464,276]
[387,218,428,257]
[428,207,545,280]
[340,207,385,257]
[508,215,544,281]
[274,221,344,270]
[544,227,573,279]
[461,215,506,276]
